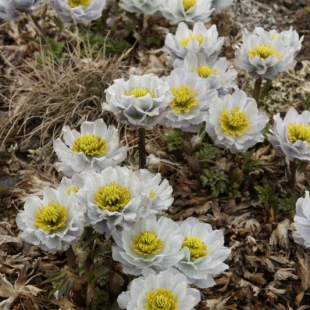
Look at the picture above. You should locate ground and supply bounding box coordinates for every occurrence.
[0,0,310,309]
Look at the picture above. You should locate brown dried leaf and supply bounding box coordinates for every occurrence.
[269,219,290,250]
[274,268,299,281]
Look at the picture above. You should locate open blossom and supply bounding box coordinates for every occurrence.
[293,191,310,248]
[16,187,85,251]
[50,0,107,24]
[119,0,161,15]
[235,27,297,79]
[164,21,224,63]
[267,107,310,162]
[174,53,238,96]
[112,217,184,275]
[175,217,231,288]
[160,68,217,132]
[58,173,85,196]
[117,268,201,310]
[77,167,150,235]
[204,90,269,153]
[103,74,172,129]
[53,119,127,177]
[160,0,213,24]
[0,0,40,20]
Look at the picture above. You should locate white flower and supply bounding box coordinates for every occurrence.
[267,107,310,162]
[77,167,150,235]
[53,119,127,177]
[175,217,231,288]
[235,27,297,79]
[16,187,85,251]
[112,217,184,275]
[164,22,224,63]
[50,0,107,24]
[212,0,233,12]
[119,0,161,15]
[204,90,269,153]
[293,191,310,248]
[59,173,85,195]
[103,74,172,129]
[174,53,238,96]
[0,0,40,20]
[118,268,201,310]
[135,169,174,214]
[253,27,303,54]
[160,0,213,24]
[160,68,217,132]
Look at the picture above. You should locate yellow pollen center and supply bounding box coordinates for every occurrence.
[146,288,178,310]
[182,236,209,261]
[182,0,196,11]
[193,65,218,78]
[124,87,155,98]
[149,189,156,199]
[35,201,68,232]
[287,122,310,146]
[67,186,79,195]
[67,0,90,8]
[219,107,251,136]
[179,34,204,47]
[170,84,198,114]
[248,44,281,60]
[94,182,130,212]
[71,134,108,157]
[271,33,277,39]
[131,231,164,255]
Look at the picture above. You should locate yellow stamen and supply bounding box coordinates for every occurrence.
[124,87,155,98]
[71,134,108,157]
[149,189,156,199]
[179,34,204,47]
[146,288,178,310]
[219,106,251,136]
[182,0,196,11]
[248,44,281,60]
[193,65,218,78]
[67,0,90,8]
[35,201,67,232]
[94,182,130,212]
[287,122,310,146]
[182,236,209,261]
[170,84,198,114]
[67,186,79,195]
[131,231,164,255]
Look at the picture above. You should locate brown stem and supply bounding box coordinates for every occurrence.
[138,127,146,169]
[253,77,262,107]
[260,79,272,100]
[182,132,201,177]
[288,160,297,190]
[66,245,77,271]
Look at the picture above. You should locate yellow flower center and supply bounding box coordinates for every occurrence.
[94,182,130,212]
[287,122,310,146]
[179,34,204,47]
[182,236,209,261]
[131,231,164,255]
[248,44,281,60]
[149,189,156,199]
[271,33,277,39]
[124,87,155,98]
[193,65,218,78]
[182,0,196,10]
[71,134,108,157]
[66,186,79,195]
[146,288,178,310]
[170,84,198,114]
[219,107,251,136]
[35,201,68,232]
[67,0,90,8]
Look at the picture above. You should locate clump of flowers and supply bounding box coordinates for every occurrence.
[164,21,224,63]
[0,0,40,20]
[119,0,161,15]
[160,68,217,132]
[53,119,127,177]
[50,0,107,24]
[103,73,172,129]
[293,191,310,248]
[174,52,238,96]
[112,217,184,275]
[117,268,201,310]
[175,217,231,288]
[16,187,85,251]
[204,90,269,153]
[77,166,150,235]
[160,0,213,24]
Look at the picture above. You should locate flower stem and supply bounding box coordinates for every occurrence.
[138,127,146,169]
[288,159,298,190]
[253,77,262,106]
[182,132,201,178]
[260,79,272,100]
[66,245,77,271]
